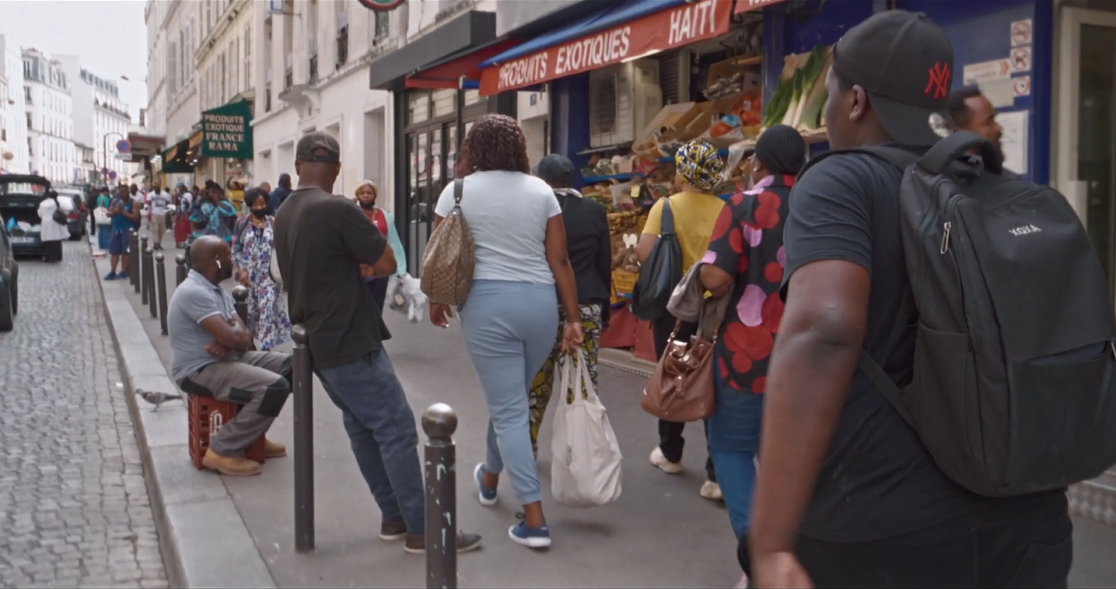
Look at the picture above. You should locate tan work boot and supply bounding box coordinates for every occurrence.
[264,438,287,458]
[202,448,262,477]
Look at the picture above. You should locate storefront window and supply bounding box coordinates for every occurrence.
[431,128,443,185]
[432,89,455,118]
[447,126,457,178]
[464,89,484,106]
[408,91,430,126]
[1079,23,1116,291]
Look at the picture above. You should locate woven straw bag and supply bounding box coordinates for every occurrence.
[420,178,475,305]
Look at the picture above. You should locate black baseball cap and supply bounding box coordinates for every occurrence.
[832,10,955,146]
[295,131,341,163]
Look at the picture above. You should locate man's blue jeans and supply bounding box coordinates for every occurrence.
[707,358,765,542]
[315,350,425,534]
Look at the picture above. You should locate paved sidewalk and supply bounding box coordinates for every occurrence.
[99,241,1116,588]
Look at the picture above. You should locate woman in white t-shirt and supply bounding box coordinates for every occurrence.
[430,114,582,550]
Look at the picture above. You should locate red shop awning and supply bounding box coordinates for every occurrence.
[479,0,733,96]
[734,0,787,14]
[405,39,522,90]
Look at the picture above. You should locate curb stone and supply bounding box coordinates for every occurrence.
[91,246,277,588]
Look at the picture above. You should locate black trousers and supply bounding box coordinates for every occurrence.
[651,313,716,482]
[740,496,1073,588]
[43,240,63,263]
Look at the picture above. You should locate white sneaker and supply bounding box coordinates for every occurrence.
[649,447,683,474]
[700,480,723,501]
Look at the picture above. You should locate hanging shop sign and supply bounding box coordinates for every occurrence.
[200,100,253,160]
[734,0,787,14]
[357,0,405,11]
[479,0,733,96]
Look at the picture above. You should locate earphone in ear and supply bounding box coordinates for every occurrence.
[216,260,222,270]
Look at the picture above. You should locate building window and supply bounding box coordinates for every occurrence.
[374,10,390,43]
[309,54,318,83]
[336,25,348,69]
[24,86,30,104]
[244,25,252,89]
[26,112,32,131]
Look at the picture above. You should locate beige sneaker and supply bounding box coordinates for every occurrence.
[650,447,683,474]
[202,448,262,477]
[264,438,287,458]
[700,480,723,501]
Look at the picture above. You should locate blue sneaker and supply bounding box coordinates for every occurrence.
[473,463,498,507]
[118,272,129,279]
[508,513,551,549]
[104,272,118,280]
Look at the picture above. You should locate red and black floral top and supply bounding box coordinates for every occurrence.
[700,173,794,394]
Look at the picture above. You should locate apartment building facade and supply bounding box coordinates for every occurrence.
[0,35,29,175]
[22,49,75,185]
[56,56,133,184]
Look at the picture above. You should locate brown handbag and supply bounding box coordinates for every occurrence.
[640,292,730,422]
[419,178,476,305]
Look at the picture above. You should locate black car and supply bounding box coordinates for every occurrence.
[0,174,51,258]
[0,208,20,332]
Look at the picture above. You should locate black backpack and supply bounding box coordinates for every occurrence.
[631,199,682,321]
[809,132,1116,497]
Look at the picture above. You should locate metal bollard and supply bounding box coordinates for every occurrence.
[175,254,187,286]
[155,252,169,336]
[231,284,249,324]
[129,230,140,291]
[423,403,458,589]
[145,246,157,318]
[291,325,315,553]
[141,235,151,305]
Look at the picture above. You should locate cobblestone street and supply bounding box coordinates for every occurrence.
[0,242,168,588]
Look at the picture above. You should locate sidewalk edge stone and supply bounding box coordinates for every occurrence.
[92,252,278,589]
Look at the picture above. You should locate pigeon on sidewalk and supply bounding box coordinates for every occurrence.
[135,389,183,412]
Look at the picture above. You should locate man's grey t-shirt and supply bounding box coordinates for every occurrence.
[168,270,241,380]
[433,170,562,285]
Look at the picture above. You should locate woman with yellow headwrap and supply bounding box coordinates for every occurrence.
[352,179,407,312]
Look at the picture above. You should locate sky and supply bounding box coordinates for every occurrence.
[0,0,148,120]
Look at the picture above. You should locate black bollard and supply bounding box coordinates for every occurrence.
[129,230,140,291]
[156,252,169,335]
[291,325,315,553]
[145,246,157,318]
[141,235,151,305]
[231,284,249,324]
[423,403,458,589]
[175,254,187,286]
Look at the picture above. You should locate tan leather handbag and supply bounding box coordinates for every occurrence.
[419,178,475,305]
[641,292,730,422]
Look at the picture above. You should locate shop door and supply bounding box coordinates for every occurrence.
[1054,5,1116,499]
[404,125,454,276]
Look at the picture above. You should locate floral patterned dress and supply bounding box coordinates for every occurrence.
[231,216,291,350]
[700,173,795,393]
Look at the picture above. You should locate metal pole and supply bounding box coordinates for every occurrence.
[145,244,157,318]
[155,252,168,335]
[175,254,187,286]
[423,403,458,589]
[129,229,139,291]
[141,235,151,306]
[291,324,315,553]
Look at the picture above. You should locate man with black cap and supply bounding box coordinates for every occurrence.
[272,131,482,555]
[749,11,1071,588]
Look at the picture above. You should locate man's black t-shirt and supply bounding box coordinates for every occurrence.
[273,187,391,370]
[781,151,1063,543]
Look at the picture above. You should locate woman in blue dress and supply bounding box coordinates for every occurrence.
[232,187,290,351]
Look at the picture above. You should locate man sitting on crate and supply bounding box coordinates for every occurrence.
[168,235,292,477]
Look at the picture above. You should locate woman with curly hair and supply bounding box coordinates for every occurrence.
[429,114,583,550]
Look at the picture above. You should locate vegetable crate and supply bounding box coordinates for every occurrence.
[188,395,266,470]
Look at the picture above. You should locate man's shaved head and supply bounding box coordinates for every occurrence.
[190,236,233,285]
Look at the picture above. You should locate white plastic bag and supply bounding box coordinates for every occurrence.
[94,207,111,226]
[387,273,428,323]
[550,350,623,507]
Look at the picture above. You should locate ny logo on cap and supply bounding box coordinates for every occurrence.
[925,62,952,99]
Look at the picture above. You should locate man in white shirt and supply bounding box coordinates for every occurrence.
[147,185,171,249]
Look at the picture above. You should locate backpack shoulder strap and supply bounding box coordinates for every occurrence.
[661,198,675,235]
[797,145,919,180]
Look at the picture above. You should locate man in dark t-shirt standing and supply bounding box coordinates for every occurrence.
[273,131,481,555]
[748,11,1071,588]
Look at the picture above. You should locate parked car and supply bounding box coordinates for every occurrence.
[0,209,20,331]
[0,174,51,258]
[55,187,88,240]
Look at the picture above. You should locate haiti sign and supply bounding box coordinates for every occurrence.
[358,0,405,10]
[200,100,253,160]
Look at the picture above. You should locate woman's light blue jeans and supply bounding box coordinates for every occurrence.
[459,280,558,506]
[707,351,765,541]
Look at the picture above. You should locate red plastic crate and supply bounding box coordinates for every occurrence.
[188,395,266,469]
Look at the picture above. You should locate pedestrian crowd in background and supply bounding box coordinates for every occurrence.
[122,9,1116,589]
